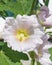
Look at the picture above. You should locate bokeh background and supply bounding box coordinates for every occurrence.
[0,0,52,17]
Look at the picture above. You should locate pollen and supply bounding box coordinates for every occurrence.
[15,29,29,42]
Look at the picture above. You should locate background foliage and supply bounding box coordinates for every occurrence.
[0,0,33,17]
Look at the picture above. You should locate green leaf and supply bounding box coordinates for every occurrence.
[13,0,17,2]
[2,0,8,4]
[0,41,5,46]
[48,48,52,61]
[49,48,52,57]
[4,10,14,17]
[45,0,49,6]
[2,43,29,62]
[0,10,7,18]
[37,61,41,65]
[43,0,49,6]
[0,0,33,17]
[29,51,37,60]
[29,0,40,15]
[0,51,22,65]
[48,32,52,36]
[30,59,35,65]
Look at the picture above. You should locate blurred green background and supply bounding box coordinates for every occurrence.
[0,0,33,17]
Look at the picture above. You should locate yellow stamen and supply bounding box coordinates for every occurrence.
[15,29,29,42]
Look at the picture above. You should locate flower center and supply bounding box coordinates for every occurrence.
[15,29,29,42]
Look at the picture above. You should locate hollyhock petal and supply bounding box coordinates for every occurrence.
[0,17,6,39]
[44,15,52,26]
[2,15,44,52]
[39,53,52,65]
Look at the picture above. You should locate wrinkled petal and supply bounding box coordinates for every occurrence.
[44,15,52,26]
[39,53,52,65]
[38,6,49,21]
[43,42,52,50]
[2,15,44,52]
[0,17,6,39]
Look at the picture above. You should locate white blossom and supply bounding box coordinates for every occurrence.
[44,15,52,26]
[2,15,44,52]
[0,17,6,39]
[34,35,52,65]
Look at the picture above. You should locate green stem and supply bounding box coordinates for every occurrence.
[28,51,37,65]
[29,0,39,15]
[30,59,35,65]
[29,0,36,15]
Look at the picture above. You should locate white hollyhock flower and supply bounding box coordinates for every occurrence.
[39,53,52,65]
[37,6,52,27]
[0,17,6,39]
[34,35,52,65]
[2,15,44,52]
[20,35,52,65]
[44,15,52,26]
